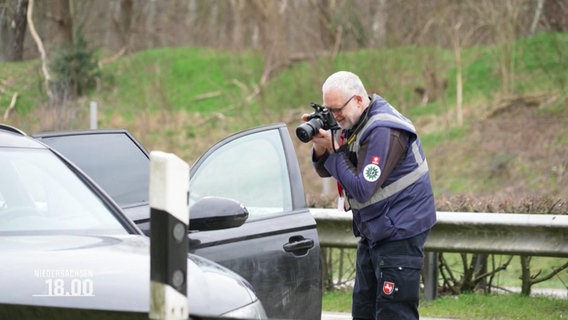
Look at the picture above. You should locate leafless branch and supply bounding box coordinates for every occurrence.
[27,0,53,101]
[3,92,19,120]
[530,0,545,34]
[531,261,568,285]
[98,46,127,67]
[473,255,514,282]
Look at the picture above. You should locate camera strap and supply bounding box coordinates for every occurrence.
[341,105,372,148]
[334,105,372,210]
[335,131,349,211]
[331,129,340,153]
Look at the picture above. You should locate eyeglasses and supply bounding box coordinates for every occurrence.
[325,95,356,114]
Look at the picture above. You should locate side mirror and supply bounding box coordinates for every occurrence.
[189,196,248,231]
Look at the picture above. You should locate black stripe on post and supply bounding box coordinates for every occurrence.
[149,151,189,320]
[151,208,188,291]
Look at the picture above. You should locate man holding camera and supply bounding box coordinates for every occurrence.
[302,71,436,320]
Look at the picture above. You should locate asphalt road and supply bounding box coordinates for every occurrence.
[322,312,454,320]
[321,312,350,320]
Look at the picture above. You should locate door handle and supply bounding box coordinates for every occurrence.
[283,235,314,255]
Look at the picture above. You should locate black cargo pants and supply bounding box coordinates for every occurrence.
[352,231,428,320]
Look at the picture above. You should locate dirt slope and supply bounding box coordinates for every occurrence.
[429,94,568,203]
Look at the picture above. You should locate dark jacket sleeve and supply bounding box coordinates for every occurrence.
[312,148,332,178]
[371,128,408,189]
[323,127,408,203]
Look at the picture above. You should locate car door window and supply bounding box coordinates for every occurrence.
[35,133,149,206]
[190,129,292,218]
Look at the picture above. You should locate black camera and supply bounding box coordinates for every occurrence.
[296,103,340,143]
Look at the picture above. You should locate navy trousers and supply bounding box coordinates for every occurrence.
[352,231,429,320]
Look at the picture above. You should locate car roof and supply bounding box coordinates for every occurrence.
[0,124,45,149]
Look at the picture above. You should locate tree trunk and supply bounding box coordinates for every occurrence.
[544,0,568,32]
[315,0,335,50]
[228,0,244,50]
[530,0,545,34]
[461,253,476,292]
[473,254,488,292]
[119,0,133,49]
[453,30,464,127]
[1,0,29,62]
[519,255,532,296]
[27,0,53,100]
[44,0,74,51]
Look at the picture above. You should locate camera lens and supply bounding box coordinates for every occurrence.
[296,118,323,143]
[296,125,314,143]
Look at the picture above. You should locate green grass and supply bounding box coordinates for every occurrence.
[515,33,568,92]
[0,59,43,114]
[3,32,566,122]
[82,32,566,123]
[322,288,352,312]
[421,293,567,319]
[421,126,469,150]
[323,290,568,319]
[101,47,264,115]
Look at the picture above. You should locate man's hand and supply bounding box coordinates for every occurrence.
[300,113,338,156]
[311,129,338,156]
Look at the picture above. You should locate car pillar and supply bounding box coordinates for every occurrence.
[149,151,190,320]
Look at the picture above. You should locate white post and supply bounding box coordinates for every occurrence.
[149,151,190,320]
[89,101,98,129]
[322,177,332,195]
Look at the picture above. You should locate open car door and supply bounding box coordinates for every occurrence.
[188,123,322,320]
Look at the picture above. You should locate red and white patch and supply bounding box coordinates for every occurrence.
[382,281,395,295]
[371,156,381,165]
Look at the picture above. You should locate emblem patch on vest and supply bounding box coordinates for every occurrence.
[383,281,395,295]
[363,163,381,182]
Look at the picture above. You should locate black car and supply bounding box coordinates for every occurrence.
[34,123,323,320]
[0,125,267,319]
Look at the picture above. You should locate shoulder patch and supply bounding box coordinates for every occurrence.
[363,163,381,182]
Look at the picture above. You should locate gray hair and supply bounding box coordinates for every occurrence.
[322,71,368,99]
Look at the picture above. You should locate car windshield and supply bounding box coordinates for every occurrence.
[0,148,127,234]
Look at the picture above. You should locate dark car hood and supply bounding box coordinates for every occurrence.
[0,234,256,316]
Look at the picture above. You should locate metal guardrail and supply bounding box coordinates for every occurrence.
[310,209,568,257]
[311,208,568,300]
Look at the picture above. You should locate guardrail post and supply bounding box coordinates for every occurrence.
[423,251,438,301]
[149,151,190,320]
